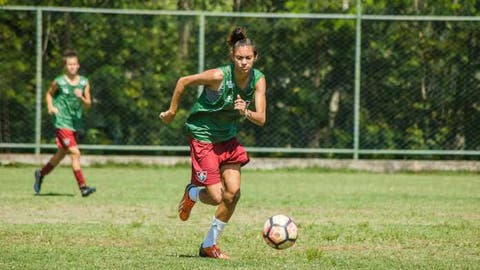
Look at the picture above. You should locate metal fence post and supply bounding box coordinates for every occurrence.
[197,14,205,96]
[353,0,362,159]
[1,6,479,158]
[34,8,43,155]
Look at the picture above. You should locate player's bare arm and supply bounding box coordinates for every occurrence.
[235,77,266,126]
[46,81,59,115]
[74,82,92,109]
[159,68,223,125]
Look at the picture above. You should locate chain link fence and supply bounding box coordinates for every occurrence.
[0,9,37,145]
[361,19,480,154]
[1,6,479,158]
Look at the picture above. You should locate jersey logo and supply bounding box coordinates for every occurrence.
[226,80,234,89]
[62,138,71,146]
[61,87,69,94]
[225,95,233,103]
[196,171,207,183]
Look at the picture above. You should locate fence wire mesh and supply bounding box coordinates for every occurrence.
[0,7,479,157]
[0,10,37,144]
[361,20,480,151]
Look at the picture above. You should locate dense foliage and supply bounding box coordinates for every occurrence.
[1,1,479,156]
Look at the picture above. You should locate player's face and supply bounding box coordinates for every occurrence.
[64,57,80,76]
[232,46,255,74]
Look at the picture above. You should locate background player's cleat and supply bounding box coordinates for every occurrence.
[80,186,96,197]
[178,183,196,221]
[33,170,43,194]
[199,244,230,259]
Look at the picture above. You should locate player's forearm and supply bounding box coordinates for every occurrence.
[245,110,266,126]
[168,78,187,113]
[79,96,91,108]
[45,93,54,110]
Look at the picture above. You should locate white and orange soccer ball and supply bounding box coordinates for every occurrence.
[262,214,298,250]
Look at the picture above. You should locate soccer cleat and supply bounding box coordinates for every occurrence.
[33,170,43,194]
[80,186,96,197]
[178,183,196,221]
[199,244,230,260]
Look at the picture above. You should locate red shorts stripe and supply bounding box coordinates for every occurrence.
[55,129,78,149]
[189,137,249,186]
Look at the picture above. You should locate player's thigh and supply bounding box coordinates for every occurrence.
[220,163,242,194]
[50,148,67,164]
[56,147,67,157]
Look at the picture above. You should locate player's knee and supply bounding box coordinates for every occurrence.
[233,189,241,203]
[223,189,241,205]
[209,192,223,205]
[70,148,81,157]
[211,195,222,205]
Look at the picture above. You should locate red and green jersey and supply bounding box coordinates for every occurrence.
[184,64,264,143]
[51,75,88,131]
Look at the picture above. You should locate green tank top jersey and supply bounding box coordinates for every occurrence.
[52,75,88,131]
[184,64,265,143]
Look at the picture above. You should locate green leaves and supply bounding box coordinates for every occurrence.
[1,1,479,153]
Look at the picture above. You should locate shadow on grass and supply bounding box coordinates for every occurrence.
[35,192,75,197]
[167,254,198,258]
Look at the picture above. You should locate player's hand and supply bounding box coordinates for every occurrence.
[48,106,59,115]
[74,88,83,98]
[159,110,176,125]
[234,95,249,116]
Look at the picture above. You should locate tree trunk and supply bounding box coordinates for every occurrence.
[177,0,192,63]
[233,0,242,12]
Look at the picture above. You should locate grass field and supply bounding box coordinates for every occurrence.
[0,165,479,269]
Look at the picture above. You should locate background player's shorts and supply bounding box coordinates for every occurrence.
[189,137,249,186]
[55,129,78,149]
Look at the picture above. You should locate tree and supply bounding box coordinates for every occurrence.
[1,0,479,157]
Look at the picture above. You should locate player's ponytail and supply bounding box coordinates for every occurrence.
[228,27,258,57]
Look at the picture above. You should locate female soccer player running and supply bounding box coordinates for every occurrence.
[159,27,266,259]
[33,50,96,197]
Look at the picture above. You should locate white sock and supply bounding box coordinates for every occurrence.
[188,186,200,202]
[202,217,227,248]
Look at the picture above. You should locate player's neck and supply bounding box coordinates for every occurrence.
[235,72,248,81]
[234,70,251,90]
[64,74,79,84]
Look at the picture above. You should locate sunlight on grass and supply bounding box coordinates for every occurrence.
[0,166,479,269]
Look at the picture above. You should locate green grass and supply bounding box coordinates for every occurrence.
[0,165,479,269]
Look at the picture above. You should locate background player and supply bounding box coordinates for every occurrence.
[34,50,96,197]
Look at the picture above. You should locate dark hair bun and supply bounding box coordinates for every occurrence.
[228,27,247,47]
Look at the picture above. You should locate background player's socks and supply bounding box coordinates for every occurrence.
[40,162,55,176]
[73,170,86,188]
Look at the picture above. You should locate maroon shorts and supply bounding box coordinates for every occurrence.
[189,137,249,186]
[55,129,78,149]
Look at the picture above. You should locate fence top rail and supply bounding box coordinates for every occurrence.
[362,14,480,22]
[0,5,355,19]
[2,5,480,21]
[2,144,480,156]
